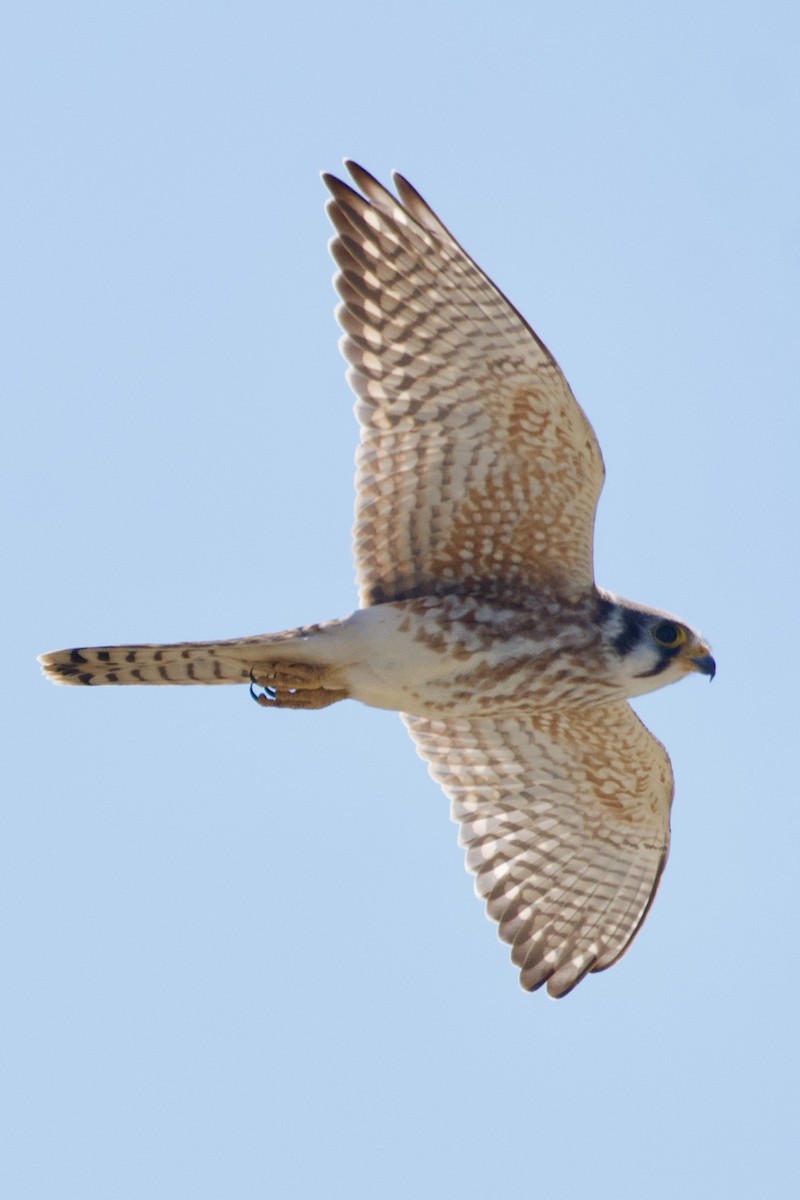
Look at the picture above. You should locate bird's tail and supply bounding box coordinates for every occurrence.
[38,626,328,688]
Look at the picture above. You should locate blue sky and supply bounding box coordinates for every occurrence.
[4,2,799,1196]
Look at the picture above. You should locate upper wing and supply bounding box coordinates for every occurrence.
[323,162,605,608]
[402,703,673,997]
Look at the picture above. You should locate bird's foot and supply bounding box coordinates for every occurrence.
[249,663,348,710]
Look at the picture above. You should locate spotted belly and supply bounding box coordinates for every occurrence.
[335,597,618,718]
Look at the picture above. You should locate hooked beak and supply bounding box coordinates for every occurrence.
[690,652,716,681]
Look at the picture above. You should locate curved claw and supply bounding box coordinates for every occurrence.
[249,670,276,707]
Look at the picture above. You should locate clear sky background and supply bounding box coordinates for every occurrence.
[4,3,799,1197]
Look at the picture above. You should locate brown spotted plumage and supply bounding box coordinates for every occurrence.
[40,163,715,997]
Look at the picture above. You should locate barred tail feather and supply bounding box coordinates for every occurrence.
[39,633,301,687]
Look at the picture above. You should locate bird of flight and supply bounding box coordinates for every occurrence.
[40,162,714,997]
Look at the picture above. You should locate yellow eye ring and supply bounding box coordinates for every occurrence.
[652,621,688,649]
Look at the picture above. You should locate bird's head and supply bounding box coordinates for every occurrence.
[597,593,715,698]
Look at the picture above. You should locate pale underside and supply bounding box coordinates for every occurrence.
[40,163,679,997]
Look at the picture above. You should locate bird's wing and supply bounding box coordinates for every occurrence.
[324,162,605,608]
[402,703,673,997]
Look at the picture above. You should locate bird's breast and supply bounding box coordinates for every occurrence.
[334,595,619,717]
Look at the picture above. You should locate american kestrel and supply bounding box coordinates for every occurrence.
[40,162,715,997]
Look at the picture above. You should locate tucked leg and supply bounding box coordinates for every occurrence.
[249,664,349,710]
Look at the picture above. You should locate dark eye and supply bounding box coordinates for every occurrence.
[652,621,687,649]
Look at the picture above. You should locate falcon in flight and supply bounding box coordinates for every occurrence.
[40,162,715,997]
